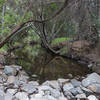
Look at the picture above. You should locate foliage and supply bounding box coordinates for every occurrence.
[51,37,70,45]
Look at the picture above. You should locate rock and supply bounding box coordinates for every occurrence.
[4,92,13,100]
[44,95,57,100]
[15,92,29,100]
[42,80,60,90]
[71,79,81,87]
[22,81,39,94]
[58,93,68,100]
[11,65,22,71]
[4,65,17,76]
[28,81,39,86]
[82,73,100,87]
[64,91,74,99]
[30,91,58,100]
[38,85,61,98]
[69,87,83,96]
[75,93,86,99]
[7,89,17,95]
[18,74,29,83]
[58,78,69,87]
[14,74,30,87]
[7,76,16,84]
[63,82,74,91]
[0,90,4,100]
[0,77,3,83]
[68,74,73,78]
[31,74,38,78]
[63,82,74,98]
[87,95,98,100]
[81,87,93,96]
[88,84,100,94]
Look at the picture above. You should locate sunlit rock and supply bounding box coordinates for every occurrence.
[82,73,100,87]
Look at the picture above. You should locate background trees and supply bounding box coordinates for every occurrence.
[0,0,100,60]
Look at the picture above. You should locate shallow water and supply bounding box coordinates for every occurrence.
[21,54,91,83]
[6,52,91,83]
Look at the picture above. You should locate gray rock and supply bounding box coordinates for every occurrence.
[18,74,29,82]
[0,77,3,83]
[15,92,29,100]
[63,91,74,98]
[58,93,68,100]
[63,83,74,98]
[88,84,100,94]
[69,87,83,96]
[87,95,98,100]
[71,79,81,87]
[7,76,16,84]
[4,92,13,100]
[82,73,100,87]
[30,95,57,100]
[81,86,93,96]
[4,65,17,76]
[75,93,86,99]
[42,80,60,90]
[58,78,69,87]
[63,82,74,91]
[12,65,22,71]
[0,90,4,100]
[7,89,17,95]
[22,81,39,94]
[38,85,61,98]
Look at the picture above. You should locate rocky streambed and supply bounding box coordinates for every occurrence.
[0,65,100,100]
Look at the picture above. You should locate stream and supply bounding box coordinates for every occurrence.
[6,52,92,83]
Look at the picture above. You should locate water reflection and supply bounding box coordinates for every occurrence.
[6,52,91,83]
[28,54,91,83]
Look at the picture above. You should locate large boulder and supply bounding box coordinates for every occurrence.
[82,73,100,87]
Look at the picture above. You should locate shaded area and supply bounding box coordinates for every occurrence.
[6,51,92,83]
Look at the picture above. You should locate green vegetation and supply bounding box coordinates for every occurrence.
[51,37,70,45]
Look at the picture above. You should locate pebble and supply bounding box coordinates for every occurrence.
[0,65,100,100]
[87,95,98,100]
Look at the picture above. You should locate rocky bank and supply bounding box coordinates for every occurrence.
[0,65,100,100]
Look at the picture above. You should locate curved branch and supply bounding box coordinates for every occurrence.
[0,0,69,48]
